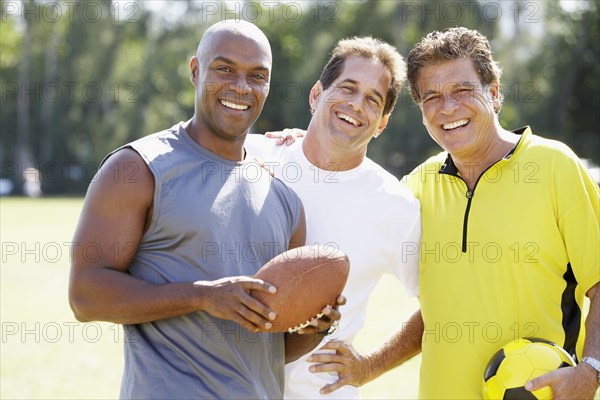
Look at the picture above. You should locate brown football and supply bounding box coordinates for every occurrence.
[252,245,350,333]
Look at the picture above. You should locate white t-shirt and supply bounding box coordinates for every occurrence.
[245,135,421,399]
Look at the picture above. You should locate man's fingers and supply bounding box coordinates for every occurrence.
[264,129,305,146]
[235,303,275,331]
[319,379,348,395]
[264,131,286,144]
[309,360,345,373]
[243,298,277,323]
[312,318,330,333]
[308,353,343,364]
[243,278,277,294]
[297,305,341,334]
[238,279,278,325]
[336,295,347,306]
[324,305,342,322]
[525,370,553,391]
[264,131,281,138]
[195,277,282,329]
[316,340,350,355]
[282,128,306,138]
[318,340,341,351]
[525,367,573,392]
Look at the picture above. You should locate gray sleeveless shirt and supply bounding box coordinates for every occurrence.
[106,123,302,399]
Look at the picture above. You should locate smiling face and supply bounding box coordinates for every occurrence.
[190,29,271,143]
[417,58,500,161]
[309,56,391,153]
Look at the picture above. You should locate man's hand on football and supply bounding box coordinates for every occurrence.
[194,277,277,332]
[297,295,346,335]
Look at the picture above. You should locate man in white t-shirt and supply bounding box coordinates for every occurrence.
[245,36,422,399]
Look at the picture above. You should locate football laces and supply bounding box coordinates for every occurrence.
[286,311,326,334]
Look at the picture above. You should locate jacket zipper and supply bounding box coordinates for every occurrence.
[448,162,501,253]
[462,188,474,252]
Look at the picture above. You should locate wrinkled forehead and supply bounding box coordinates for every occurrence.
[336,56,391,92]
[417,59,481,88]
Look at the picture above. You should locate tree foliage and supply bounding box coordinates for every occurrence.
[1,0,598,193]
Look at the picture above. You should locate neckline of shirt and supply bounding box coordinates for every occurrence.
[177,122,249,167]
[293,137,368,182]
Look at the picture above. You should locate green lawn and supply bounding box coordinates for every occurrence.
[1,198,123,399]
[0,197,420,399]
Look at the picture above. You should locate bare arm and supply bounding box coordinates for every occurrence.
[68,148,277,330]
[526,282,600,399]
[582,282,600,362]
[307,308,423,394]
[363,308,423,379]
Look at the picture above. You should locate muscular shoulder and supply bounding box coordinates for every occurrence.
[93,147,154,210]
[269,173,303,209]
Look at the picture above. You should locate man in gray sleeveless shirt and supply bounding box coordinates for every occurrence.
[69,20,340,399]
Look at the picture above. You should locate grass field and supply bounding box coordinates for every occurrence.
[0,197,420,399]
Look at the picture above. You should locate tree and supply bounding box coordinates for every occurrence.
[1,1,597,195]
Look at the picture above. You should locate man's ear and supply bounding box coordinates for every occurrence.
[374,114,390,138]
[189,56,199,85]
[488,80,501,109]
[309,81,323,112]
[488,80,500,98]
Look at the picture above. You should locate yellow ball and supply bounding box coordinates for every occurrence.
[482,337,575,399]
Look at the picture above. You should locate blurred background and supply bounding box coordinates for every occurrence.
[1,1,599,399]
[1,0,599,196]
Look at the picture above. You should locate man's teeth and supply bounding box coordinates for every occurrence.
[221,100,248,110]
[338,113,359,126]
[443,119,469,130]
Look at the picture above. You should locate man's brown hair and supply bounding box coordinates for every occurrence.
[319,36,406,116]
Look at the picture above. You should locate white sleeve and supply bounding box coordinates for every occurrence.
[244,133,291,170]
[391,203,422,297]
[244,133,272,159]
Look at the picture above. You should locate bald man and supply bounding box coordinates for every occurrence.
[69,20,337,398]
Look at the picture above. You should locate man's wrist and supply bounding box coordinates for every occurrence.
[580,356,600,385]
[362,353,376,386]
